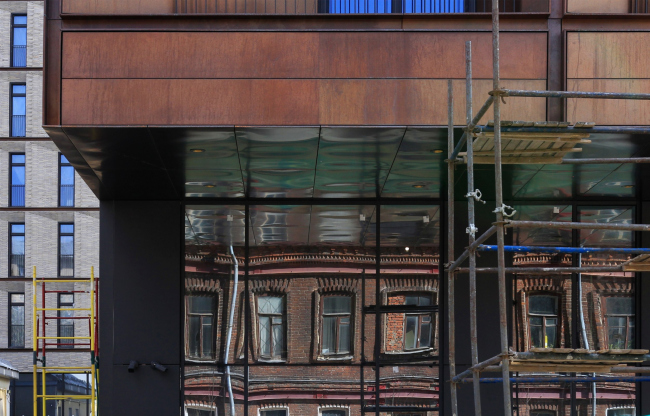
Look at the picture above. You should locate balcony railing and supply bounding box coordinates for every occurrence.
[11,185,25,207]
[60,185,75,207]
[60,254,74,276]
[10,254,25,277]
[10,325,25,348]
[175,0,548,13]
[11,115,26,137]
[12,45,26,67]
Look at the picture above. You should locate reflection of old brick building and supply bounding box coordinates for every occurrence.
[184,247,440,415]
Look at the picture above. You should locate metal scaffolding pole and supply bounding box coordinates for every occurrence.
[465,40,482,416]
[462,376,650,384]
[504,220,650,232]
[491,89,650,100]
[446,79,459,416]
[491,0,513,413]
[477,245,650,254]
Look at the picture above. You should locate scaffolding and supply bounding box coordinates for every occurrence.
[33,266,99,416]
[445,3,650,415]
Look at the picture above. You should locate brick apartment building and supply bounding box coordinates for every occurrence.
[34,0,650,415]
[0,1,99,415]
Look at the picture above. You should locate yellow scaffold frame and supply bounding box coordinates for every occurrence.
[33,266,98,416]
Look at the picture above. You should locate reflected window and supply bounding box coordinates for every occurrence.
[531,412,556,416]
[528,295,559,348]
[605,297,635,349]
[187,408,214,416]
[322,410,346,416]
[404,294,433,350]
[9,293,25,348]
[260,409,287,416]
[186,295,216,360]
[321,295,352,355]
[9,223,25,277]
[58,294,74,349]
[258,295,286,360]
[607,408,635,416]
[11,15,27,67]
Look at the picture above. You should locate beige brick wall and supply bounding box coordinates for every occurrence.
[25,141,59,206]
[74,211,100,278]
[76,171,100,208]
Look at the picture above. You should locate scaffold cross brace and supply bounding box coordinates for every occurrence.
[465,189,486,204]
[493,204,517,218]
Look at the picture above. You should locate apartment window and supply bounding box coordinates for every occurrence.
[260,410,287,416]
[605,297,635,349]
[528,295,559,348]
[318,0,464,13]
[258,295,285,360]
[59,224,74,276]
[404,294,433,350]
[58,294,74,348]
[606,408,635,416]
[10,85,26,137]
[11,15,27,67]
[9,223,25,277]
[9,293,25,348]
[59,154,75,207]
[321,295,352,355]
[10,153,25,205]
[186,295,216,359]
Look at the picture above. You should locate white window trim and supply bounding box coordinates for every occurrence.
[606,407,636,416]
[318,405,350,416]
[184,404,217,416]
[258,405,289,416]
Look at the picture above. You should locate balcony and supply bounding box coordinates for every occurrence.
[10,254,25,277]
[60,254,74,277]
[10,185,25,207]
[175,0,548,13]
[12,45,26,67]
[11,115,25,138]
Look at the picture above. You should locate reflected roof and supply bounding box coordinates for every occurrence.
[186,204,440,247]
[48,126,650,200]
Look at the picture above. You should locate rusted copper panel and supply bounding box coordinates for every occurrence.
[568,32,650,79]
[62,31,547,79]
[62,0,175,14]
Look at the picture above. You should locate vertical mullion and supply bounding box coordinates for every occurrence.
[374,202,380,416]
[244,203,250,416]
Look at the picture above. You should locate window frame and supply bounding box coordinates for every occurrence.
[10,14,27,68]
[256,293,286,361]
[526,293,560,349]
[185,293,217,361]
[606,408,636,416]
[258,407,288,416]
[58,153,75,207]
[319,293,354,356]
[9,222,25,277]
[603,296,635,350]
[402,293,434,351]
[318,407,349,416]
[9,292,25,348]
[9,85,26,138]
[58,223,75,277]
[58,293,75,349]
[9,152,26,206]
